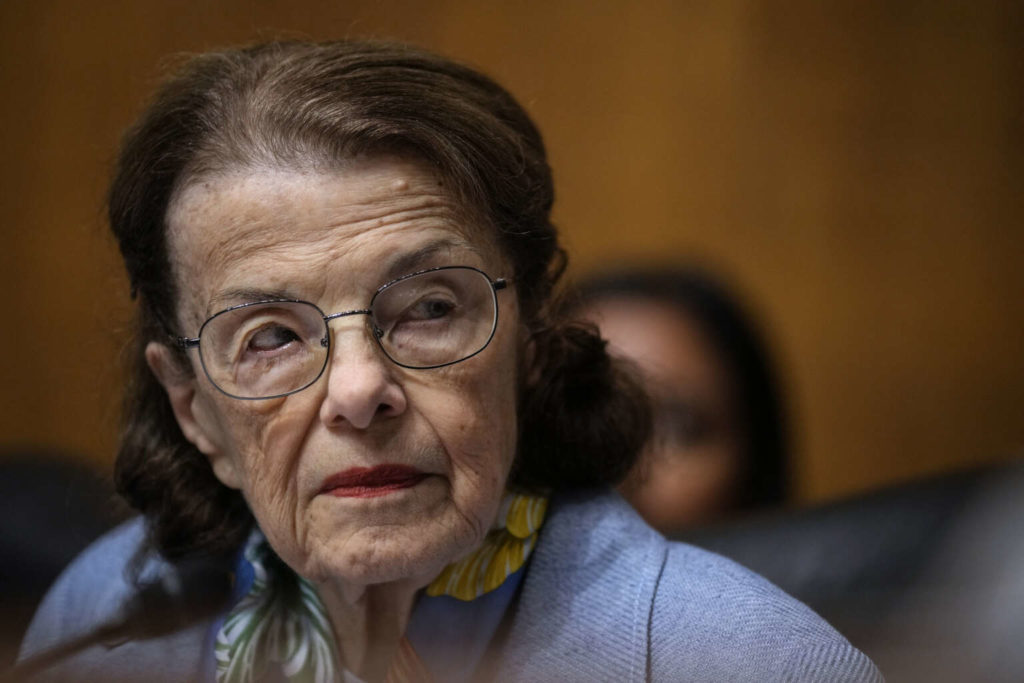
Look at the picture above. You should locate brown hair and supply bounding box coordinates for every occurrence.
[110,40,650,560]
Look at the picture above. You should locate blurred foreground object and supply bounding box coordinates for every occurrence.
[0,450,124,667]
[683,458,1024,682]
[8,554,232,682]
[573,266,789,531]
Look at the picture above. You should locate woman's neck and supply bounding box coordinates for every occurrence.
[316,577,424,682]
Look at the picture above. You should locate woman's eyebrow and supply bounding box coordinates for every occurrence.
[204,238,481,313]
[381,238,478,281]
[206,288,296,314]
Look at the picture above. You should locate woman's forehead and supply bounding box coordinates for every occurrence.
[167,157,484,252]
[165,158,506,311]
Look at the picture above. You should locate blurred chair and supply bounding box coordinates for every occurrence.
[679,458,1024,682]
[0,449,125,667]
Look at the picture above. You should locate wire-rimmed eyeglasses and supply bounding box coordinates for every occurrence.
[176,265,508,400]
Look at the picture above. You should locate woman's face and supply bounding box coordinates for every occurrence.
[583,296,743,531]
[150,157,521,589]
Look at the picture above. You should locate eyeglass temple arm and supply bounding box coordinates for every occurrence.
[176,336,200,350]
[493,278,508,291]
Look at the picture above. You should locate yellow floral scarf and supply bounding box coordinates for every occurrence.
[427,492,548,600]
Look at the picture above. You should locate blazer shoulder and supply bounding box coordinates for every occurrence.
[651,540,884,681]
[492,489,668,681]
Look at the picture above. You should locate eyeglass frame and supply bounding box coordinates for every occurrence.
[174,265,510,401]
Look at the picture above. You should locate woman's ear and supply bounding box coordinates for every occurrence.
[144,341,242,489]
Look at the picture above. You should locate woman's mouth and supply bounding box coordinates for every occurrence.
[320,465,429,498]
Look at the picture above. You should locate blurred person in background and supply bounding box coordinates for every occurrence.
[574,266,790,533]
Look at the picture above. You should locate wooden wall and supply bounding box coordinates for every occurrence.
[2,0,1021,503]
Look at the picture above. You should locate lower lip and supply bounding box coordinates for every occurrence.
[321,465,429,499]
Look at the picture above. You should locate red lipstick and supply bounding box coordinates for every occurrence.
[321,465,428,498]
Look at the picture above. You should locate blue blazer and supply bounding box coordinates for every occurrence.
[21,490,882,681]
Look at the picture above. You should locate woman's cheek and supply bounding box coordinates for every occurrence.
[225,401,311,515]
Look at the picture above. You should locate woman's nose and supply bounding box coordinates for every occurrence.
[318,325,407,430]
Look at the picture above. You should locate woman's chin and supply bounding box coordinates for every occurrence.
[299,524,481,589]
[278,483,496,587]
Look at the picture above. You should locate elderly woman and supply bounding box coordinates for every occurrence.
[21,41,881,682]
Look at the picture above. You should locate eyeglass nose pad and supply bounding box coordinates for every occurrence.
[372,324,385,340]
[320,336,329,348]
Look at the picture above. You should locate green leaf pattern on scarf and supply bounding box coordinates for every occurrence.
[215,532,340,683]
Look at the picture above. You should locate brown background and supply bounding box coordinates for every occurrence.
[1,0,1021,504]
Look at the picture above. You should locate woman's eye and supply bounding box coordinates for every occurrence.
[247,325,300,352]
[408,297,456,321]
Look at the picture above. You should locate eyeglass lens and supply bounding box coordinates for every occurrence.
[196,267,499,399]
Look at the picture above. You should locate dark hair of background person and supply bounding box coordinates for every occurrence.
[109,40,651,561]
[573,266,789,511]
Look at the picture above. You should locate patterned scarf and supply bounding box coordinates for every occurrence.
[215,492,548,683]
